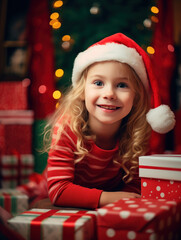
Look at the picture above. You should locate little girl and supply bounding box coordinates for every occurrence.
[46,33,175,209]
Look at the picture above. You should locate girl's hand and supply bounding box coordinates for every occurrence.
[99,191,141,207]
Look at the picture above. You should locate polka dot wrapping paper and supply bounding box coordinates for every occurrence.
[141,178,181,200]
[139,155,181,200]
[97,198,181,240]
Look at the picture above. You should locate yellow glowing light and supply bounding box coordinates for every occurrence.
[55,69,64,77]
[53,90,61,99]
[54,0,63,8]
[151,6,159,14]
[62,35,71,42]
[147,46,155,54]
[49,19,59,26]
[52,21,61,29]
[56,102,60,108]
[50,12,59,20]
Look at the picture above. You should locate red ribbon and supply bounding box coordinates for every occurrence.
[62,213,85,239]
[11,150,22,185]
[28,210,97,240]
[139,165,181,171]
[62,211,97,240]
[2,193,11,212]
[30,209,59,240]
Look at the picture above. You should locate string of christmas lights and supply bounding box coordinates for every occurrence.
[48,1,175,106]
[144,5,175,55]
[49,0,65,104]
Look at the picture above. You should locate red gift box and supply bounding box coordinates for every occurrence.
[8,209,97,240]
[0,154,34,188]
[0,110,34,155]
[0,81,29,110]
[139,155,181,200]
[97,198,181,240]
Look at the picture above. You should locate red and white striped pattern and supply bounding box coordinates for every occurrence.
[47,123,123,209]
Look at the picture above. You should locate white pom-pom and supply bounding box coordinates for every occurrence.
[146,105,176,134]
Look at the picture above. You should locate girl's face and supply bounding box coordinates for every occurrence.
[84,61,135,130]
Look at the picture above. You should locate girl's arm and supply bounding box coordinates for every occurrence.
[99,191,141,207]
[47,125,141,209]
[47,125,103,209]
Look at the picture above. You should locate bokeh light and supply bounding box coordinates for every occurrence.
[54,1,63,8]
[147,46,155,54]
[55,69,64,78]
[53,90,61,99]
[151,6,159,14]
[39,85,47,94]
[22,78,31,87]
[52,21,61,29]
[50,12,59,20]
[62,35,71,41]
[151,16,159,23]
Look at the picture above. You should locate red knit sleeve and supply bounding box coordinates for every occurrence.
[47,124,103,209]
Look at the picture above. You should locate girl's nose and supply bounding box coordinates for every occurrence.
[103,86,117,100]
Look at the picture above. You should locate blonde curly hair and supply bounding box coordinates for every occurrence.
[44,62,151,183]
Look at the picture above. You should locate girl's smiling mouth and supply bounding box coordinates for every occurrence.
[97,105,120,110]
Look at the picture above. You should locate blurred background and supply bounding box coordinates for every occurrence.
[0,0,181,180]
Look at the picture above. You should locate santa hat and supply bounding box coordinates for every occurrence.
[72,33,175,134]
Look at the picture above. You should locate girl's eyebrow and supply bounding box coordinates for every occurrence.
[88,74,105,78]
[116,77,129,81]
[89,74,129,81]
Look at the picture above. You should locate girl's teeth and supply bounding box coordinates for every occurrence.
[100,105,117,110]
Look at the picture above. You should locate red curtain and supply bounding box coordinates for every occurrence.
[27,0,56,119]
[149,0,176,153]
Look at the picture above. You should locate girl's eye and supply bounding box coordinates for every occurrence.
[94,80,103,86]
[117,82,128,88]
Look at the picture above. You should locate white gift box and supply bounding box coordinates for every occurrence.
[0,189,28,215]
[0,154,34,188]
[8,208,97,240]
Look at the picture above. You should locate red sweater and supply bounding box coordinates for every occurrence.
[47,123,140,209]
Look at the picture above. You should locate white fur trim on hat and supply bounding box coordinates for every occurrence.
[146,105,176,134]
[72,43,150,92]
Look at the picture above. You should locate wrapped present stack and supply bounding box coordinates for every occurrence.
[96,154,181,240]
[0,81,34,188]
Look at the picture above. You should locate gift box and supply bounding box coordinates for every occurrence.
[0,81,29,110]
[0,110,34,155]
[97,198,181,240]
[0,189,28,216]
[8,209,97,240]
[139,155,181,200]
[0,206,24,240]
[0,154,34,188]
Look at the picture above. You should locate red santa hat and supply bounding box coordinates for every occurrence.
[72,33,175,134]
